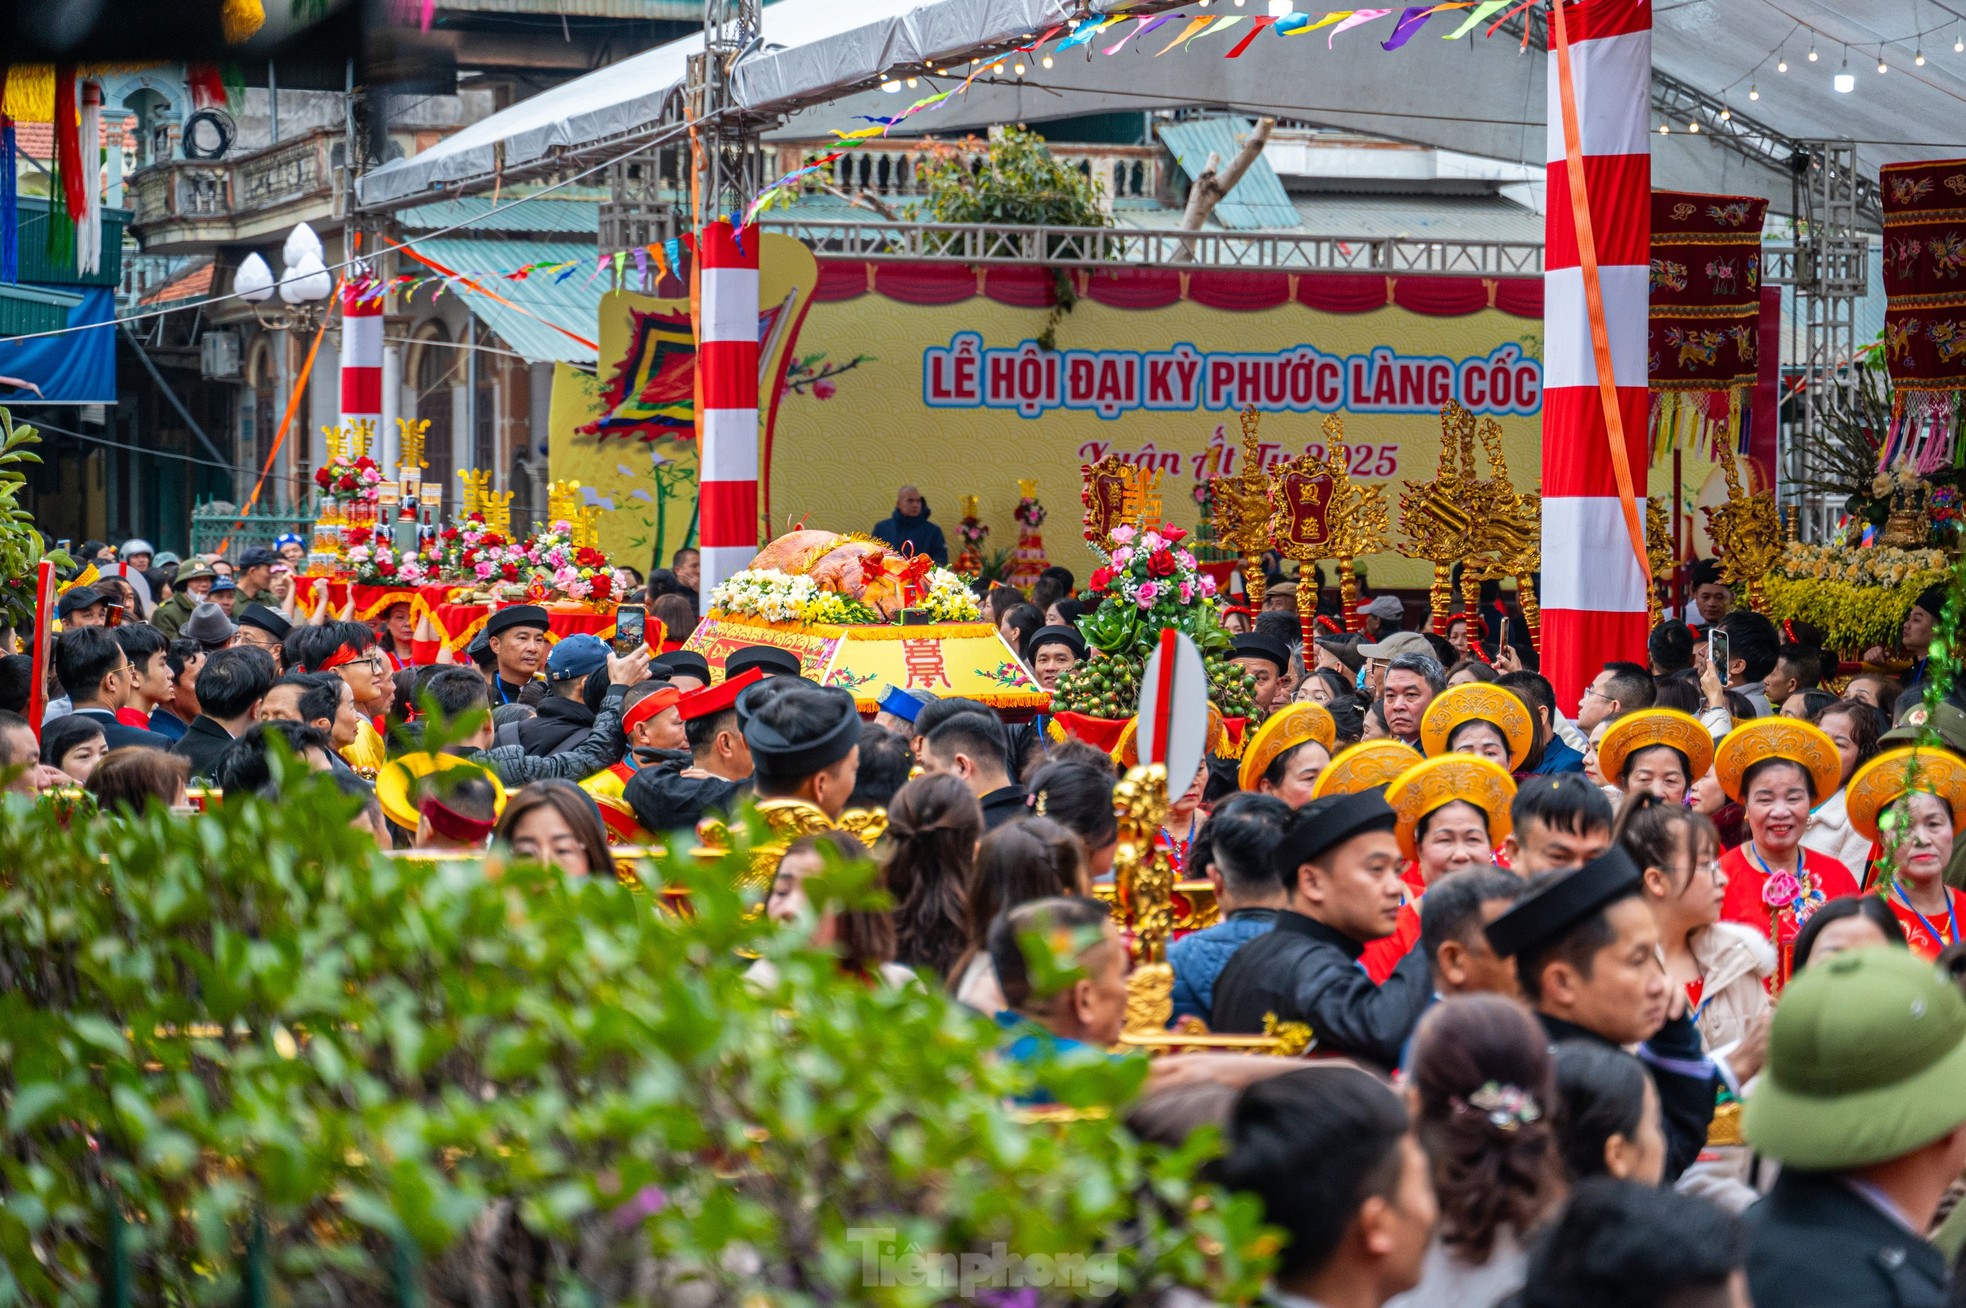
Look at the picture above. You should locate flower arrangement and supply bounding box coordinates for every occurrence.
[913,568,984,622]
[524,520,615,604]
[1052,522,1255,719]
[1766,540,1952,653]
[314,451,383,505]
[708,570,882,625]
[344,529,432,586]
[1014,493,1046,530]
[439,513,529,588]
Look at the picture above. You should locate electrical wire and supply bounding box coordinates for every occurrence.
[0,107,721,347]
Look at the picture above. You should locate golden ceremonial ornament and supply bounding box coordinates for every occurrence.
[1845,747,1966,843]
[1207,405,1276,606]
[1239,701,1338,793]
[1595,709,1716,789]
[459,468,492,519]
[1266,413,1391,636]
[694,799,840,891]
[1702,454,1783,614]
[1398,401,1541,646]
[1384,755,1518,862]
[1107,762,1309,1055]
[1418,682,1536,772]
[1645,498,1675,628]
[1311,739,1424,799]
[1712,719,1843,806]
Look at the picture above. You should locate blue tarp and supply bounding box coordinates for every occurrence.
[0,286,116,405]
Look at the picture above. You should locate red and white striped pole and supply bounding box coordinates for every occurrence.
[1540,0,1653,710]
[340,276,384,445]
[695,220,760,594]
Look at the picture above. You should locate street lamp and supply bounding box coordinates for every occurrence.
[234,222,334,332]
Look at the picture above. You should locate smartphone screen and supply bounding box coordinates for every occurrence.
[614,604,646,656]
[105,603,124,628]
[1709,629,1730,676]
[1497,616,1511,655]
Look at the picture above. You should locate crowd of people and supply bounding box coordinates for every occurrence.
[7,522,1966,1308]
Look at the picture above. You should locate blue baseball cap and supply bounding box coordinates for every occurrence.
[210,574,237,593]
[546,633,610,683]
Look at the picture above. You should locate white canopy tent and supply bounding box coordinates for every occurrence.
[357,0,1108,207]
[360,0,1966,221]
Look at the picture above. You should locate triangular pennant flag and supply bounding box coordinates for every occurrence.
[1291,10,1354,35]
[1196,15,1247,44]
[1103,14,1160,55]
[1329,9,1393,47]
[1226,16,1279,56]
[1384,3,1468,50]
[1443,0,1509,38]
[1059,15,1121,50]
[1155,14,1217,54]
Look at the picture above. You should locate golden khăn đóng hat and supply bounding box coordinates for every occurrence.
[1596,708,1716,790]
[1239,702,1339,792]
[375,751,509,832]
[1844,746,1966,843]
[1311,739,1424,799]
[1419,682,1536,771]
[1112,705,1233,771]
[1712,718,1843,806]
[1385,754,1518,861]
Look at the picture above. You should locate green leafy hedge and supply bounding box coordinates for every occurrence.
[0,765,1273,1306]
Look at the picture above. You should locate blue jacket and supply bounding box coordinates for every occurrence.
[871,504,949,566]
[1532,736,1587,775]
[1167,908,1280,1025]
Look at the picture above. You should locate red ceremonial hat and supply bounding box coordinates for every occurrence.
[623,685,682,735]
[677,666,764,723]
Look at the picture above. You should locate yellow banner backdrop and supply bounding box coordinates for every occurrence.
[765,265,1725,589]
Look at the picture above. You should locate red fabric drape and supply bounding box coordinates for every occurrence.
[1082,267,1183,309]
[1187,269,1292,311]
[812,259,1541,320]
[872,264,975,305]
[981,266,1060,308]
[1394,278,1491,317]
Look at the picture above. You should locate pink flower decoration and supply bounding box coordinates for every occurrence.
[1136,581,1159,607]
[474,561,496,580]
[1111,547,1133,569]
[1761,870,1802,909]
[1178,581,1194,603]
[1198,574,1218,597]
[812,379,837,400]
[1109,525,1137,545]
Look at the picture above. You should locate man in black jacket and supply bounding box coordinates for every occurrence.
[921,710,1026,829]
[870,486,948,566]
[517,634,610,758]
[1741,947,1966,1308]
[623,667,759,834]
[1210,790,1432,1069]
[1485,848,1715,1184]
[171,647,277,781]
[54,627,172,751]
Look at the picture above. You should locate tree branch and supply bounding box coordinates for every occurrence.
[820,184,902,223]
[1172,117,1278,265]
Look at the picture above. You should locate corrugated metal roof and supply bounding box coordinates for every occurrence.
[398,196,604,234]
[410,237,604,365]
[1157,118,1300,232]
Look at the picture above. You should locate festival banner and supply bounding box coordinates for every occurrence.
[768,263,1567,588]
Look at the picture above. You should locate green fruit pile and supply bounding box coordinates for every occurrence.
[1050,650,1259,721]
[1205,655,1258,719]
[1052,651,1147,718]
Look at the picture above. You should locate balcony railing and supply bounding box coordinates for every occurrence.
[756,217,1544,276]
[770,139,1164,211]
[128,129,339,251]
